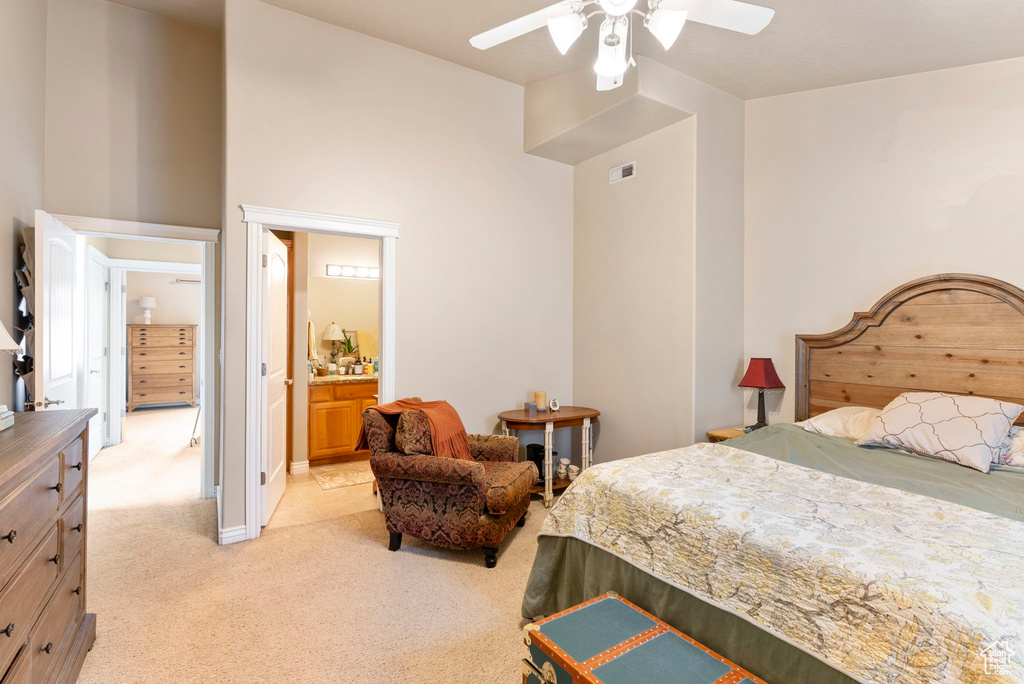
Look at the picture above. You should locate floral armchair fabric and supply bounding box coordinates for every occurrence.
[364,407,538,568]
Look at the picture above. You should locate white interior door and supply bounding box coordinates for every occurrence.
[84,248,110,457]
[262,232,289,525]
[32,211,80,411]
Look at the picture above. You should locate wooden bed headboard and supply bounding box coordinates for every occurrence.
[796,274,1024,426]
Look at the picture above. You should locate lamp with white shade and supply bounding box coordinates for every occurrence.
[322,323,345,366]
[0,320,19,431]
[138,296,157,324]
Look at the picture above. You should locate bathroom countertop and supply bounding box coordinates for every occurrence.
[309,373,378,386]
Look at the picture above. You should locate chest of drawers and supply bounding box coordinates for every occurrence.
[0,409,96,684]
[127,324,197,412]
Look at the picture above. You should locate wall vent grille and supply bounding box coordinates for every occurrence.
[609,161,636,185]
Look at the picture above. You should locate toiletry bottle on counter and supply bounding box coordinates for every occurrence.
[373,357,379,373]
[354,358,363,375]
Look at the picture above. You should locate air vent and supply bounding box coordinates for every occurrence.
[609,161,636,185]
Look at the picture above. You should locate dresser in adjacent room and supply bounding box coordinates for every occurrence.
[127,324,197,412]
[0,409,96,684]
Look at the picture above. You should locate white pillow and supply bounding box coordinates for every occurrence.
[802,407,881,441]
[856,392,1024,474]
[997,426,1024,467]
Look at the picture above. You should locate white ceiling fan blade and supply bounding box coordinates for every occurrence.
[657,0,774,35]
[470,2,579,50]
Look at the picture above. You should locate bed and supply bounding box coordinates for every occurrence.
[522,274,1024,684]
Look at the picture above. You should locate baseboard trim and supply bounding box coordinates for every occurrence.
[290,460,310,474]
[218,525,248,545]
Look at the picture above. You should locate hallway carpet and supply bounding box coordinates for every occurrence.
[79,408,545,683]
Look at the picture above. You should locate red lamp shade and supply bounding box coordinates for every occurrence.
[739,358,785,390]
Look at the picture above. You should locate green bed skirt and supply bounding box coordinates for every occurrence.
[522,534,858,684]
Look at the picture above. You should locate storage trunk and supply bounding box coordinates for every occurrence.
[522,592,768,684]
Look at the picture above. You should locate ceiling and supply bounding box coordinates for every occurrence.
[109,0,1024,99]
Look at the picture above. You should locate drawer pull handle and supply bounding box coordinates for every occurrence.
[179,352,186,356]
[72,461,83,471]
[140,394,147,397]
[140,352,148,356]
[179,392,186,395]
[73,523,83,533]
[140,380,147,384]
[50,482,62,493]
[139,366,148,370]
[73,585,82,596]
[49,553,59,564]
[1,530,15,543]
[1,624,12,637]
[42,642,53,654]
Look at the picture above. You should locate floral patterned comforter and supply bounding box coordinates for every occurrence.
[539,442,1024,683]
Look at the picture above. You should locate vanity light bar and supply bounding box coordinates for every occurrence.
[325,264,381,280]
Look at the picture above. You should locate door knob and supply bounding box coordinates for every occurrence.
[284,378,294,386]
[90,370,101,375]
[42,397,65,408]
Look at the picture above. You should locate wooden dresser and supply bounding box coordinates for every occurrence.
[128,324,197,412]
[308,379,378,463]
[0,410,96,684]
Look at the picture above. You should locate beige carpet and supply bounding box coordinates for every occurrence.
[80,407,545,683]
[309,459,375,490]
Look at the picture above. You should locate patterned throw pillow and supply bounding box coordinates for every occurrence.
[395,409,433,455]
[856,392,1024,473]
[997,426,1024,468]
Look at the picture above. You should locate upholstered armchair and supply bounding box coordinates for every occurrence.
[364,407,538,568]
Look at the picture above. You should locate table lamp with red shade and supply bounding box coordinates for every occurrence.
[739,357,785,431]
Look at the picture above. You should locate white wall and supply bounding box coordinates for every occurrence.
[0,0,47,410]
[86,236,202,264]
[126,271,202,325]
[222,0,574,530]
[44,0,223,229]
[638,58,747,440]
[574,119,696,462]
[745,56,1024,424]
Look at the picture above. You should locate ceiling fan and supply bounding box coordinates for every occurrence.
[470,0,775,91]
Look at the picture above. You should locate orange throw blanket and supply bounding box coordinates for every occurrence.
[358,399,473,461]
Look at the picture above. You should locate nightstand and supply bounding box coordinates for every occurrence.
[706,427,747,443]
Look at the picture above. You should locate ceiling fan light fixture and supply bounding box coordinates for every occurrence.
[547,12,587,55]
[596,73,624,91]
[646,8,687,49]
[594,18,628,78]
[598,0,639,17]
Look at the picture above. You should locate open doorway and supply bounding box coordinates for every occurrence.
[263,230,382,529]
[240,205,398,539]
[84,235,203,466]
[27,211,219,510]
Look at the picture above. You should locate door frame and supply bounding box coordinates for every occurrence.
[241,205,399,541]
[53,215,220,502]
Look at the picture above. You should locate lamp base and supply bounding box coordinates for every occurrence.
[143,309,152,324]
[745,389,769,432]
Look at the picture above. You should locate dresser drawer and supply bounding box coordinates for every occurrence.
[132,373,193,389]
[60,498,83,570]
[132,348,193,361]
[132,389,194,404]
[29,553,82,684]
[131,336,193,348]
[132,326,192,336]
[0,462,60,587]
[132,359,193,374]
[0,527,59,675]
[1,644,30,684]
[60,439,84,504]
